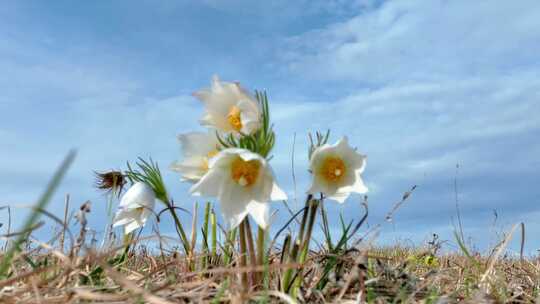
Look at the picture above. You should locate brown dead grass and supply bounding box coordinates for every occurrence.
[1,237,539,303]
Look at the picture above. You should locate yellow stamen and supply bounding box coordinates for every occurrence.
[320,157,346,182]
[202,150,219,170]
[227,106,243,131]
[231,157,260,187]
[207,150,219,158]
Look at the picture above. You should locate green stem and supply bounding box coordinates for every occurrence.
[300,199,319,257]
[167,201,191,255]
[256,226,265,286]
[202,202,211,268]
[119,231,134,264]
[292,199,319,297]
[211,210,217,261]
[298,194,313,244]
[257,227,265,268]
[280,234,291,264]
[224,228,237,266]
[203,202,211,253]
[239,220,249,292]
[244,218,257,285]
[282,240,300,293]
[190,202,198,271]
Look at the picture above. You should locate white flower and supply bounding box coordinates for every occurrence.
[194,76,261,135]
[170,131,220,183]
[308,137,368,203]
[113,182,156,234]
[190,148,286,229]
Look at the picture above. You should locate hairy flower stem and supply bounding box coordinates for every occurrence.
[211,210,217,261]
[202,202,211,268]
[244,218,258,285]
[120,232,133,262]
[224,228,237,266]
[281,241,300,293]
[100,192,114,249]
[257,227,265,283]
[166,201,191,256]
[238,220,249,292]
[298,194,313,243]
[282,195,315,295]
[280,234,292,264]
[190,202,198,271]
[203,202,211,251]
[292,199,319,297]
[301,199,319,255]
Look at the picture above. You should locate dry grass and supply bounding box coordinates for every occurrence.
[2,154,537,303]
[1,225,539,303]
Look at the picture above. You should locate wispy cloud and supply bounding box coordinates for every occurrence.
[0,0,539,251]
[269,0,540,247]
[280,0,540,83]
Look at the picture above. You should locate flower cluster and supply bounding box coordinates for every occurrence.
[110,75,368,236]
[99,75,371,296]
[308,136,368,203]
[171,76,286,229]
[112,181,156,234]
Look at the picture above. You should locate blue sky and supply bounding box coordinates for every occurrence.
[1,0,539,253]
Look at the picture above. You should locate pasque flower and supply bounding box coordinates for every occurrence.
[190,148,286,229]
[194,76,261,135]
[170,131,220,183]
[113,182,156,234]
[308,137,368,203]
[94,170,126,197]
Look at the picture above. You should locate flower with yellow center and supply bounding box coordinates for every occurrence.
[170,131,221,183]
[113,182,156,234]
[308,137,368,203]
[194,76,261,135]
[190,148,287,229]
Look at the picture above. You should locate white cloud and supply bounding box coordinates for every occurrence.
[1,0,539,251]
[262,0,540,250]
[281,0,540,84]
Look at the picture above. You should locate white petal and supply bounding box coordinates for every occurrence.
[170,157,208,182]
[124,220,142,234]
[308,137,369,203]
[190,168,226,197]
[218,180,250,228]
[208,148,264,169]
[327,191,351,204]
[119,182,156,209]
[112,209,139,227]
[307,172,335,196]
[351,171,369,194]
[237,97,259,113]
[355,154,367,174]
[198,112,213,125]
[334,136,349,152]
[271,183,287,201]
[195,76,237,112]
[201,110,232,131]
[193,88,211,102]
[194,76,263,134]
[237,149,265,162]
[177,132,218,157]
[238,99,261,134]
[246,201,270,229]
[309,144,332,172]
[211,74,221,88]
[140,208,154,224]
[335,137,366,172]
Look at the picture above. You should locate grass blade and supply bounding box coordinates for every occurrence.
[0,150,76,278]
